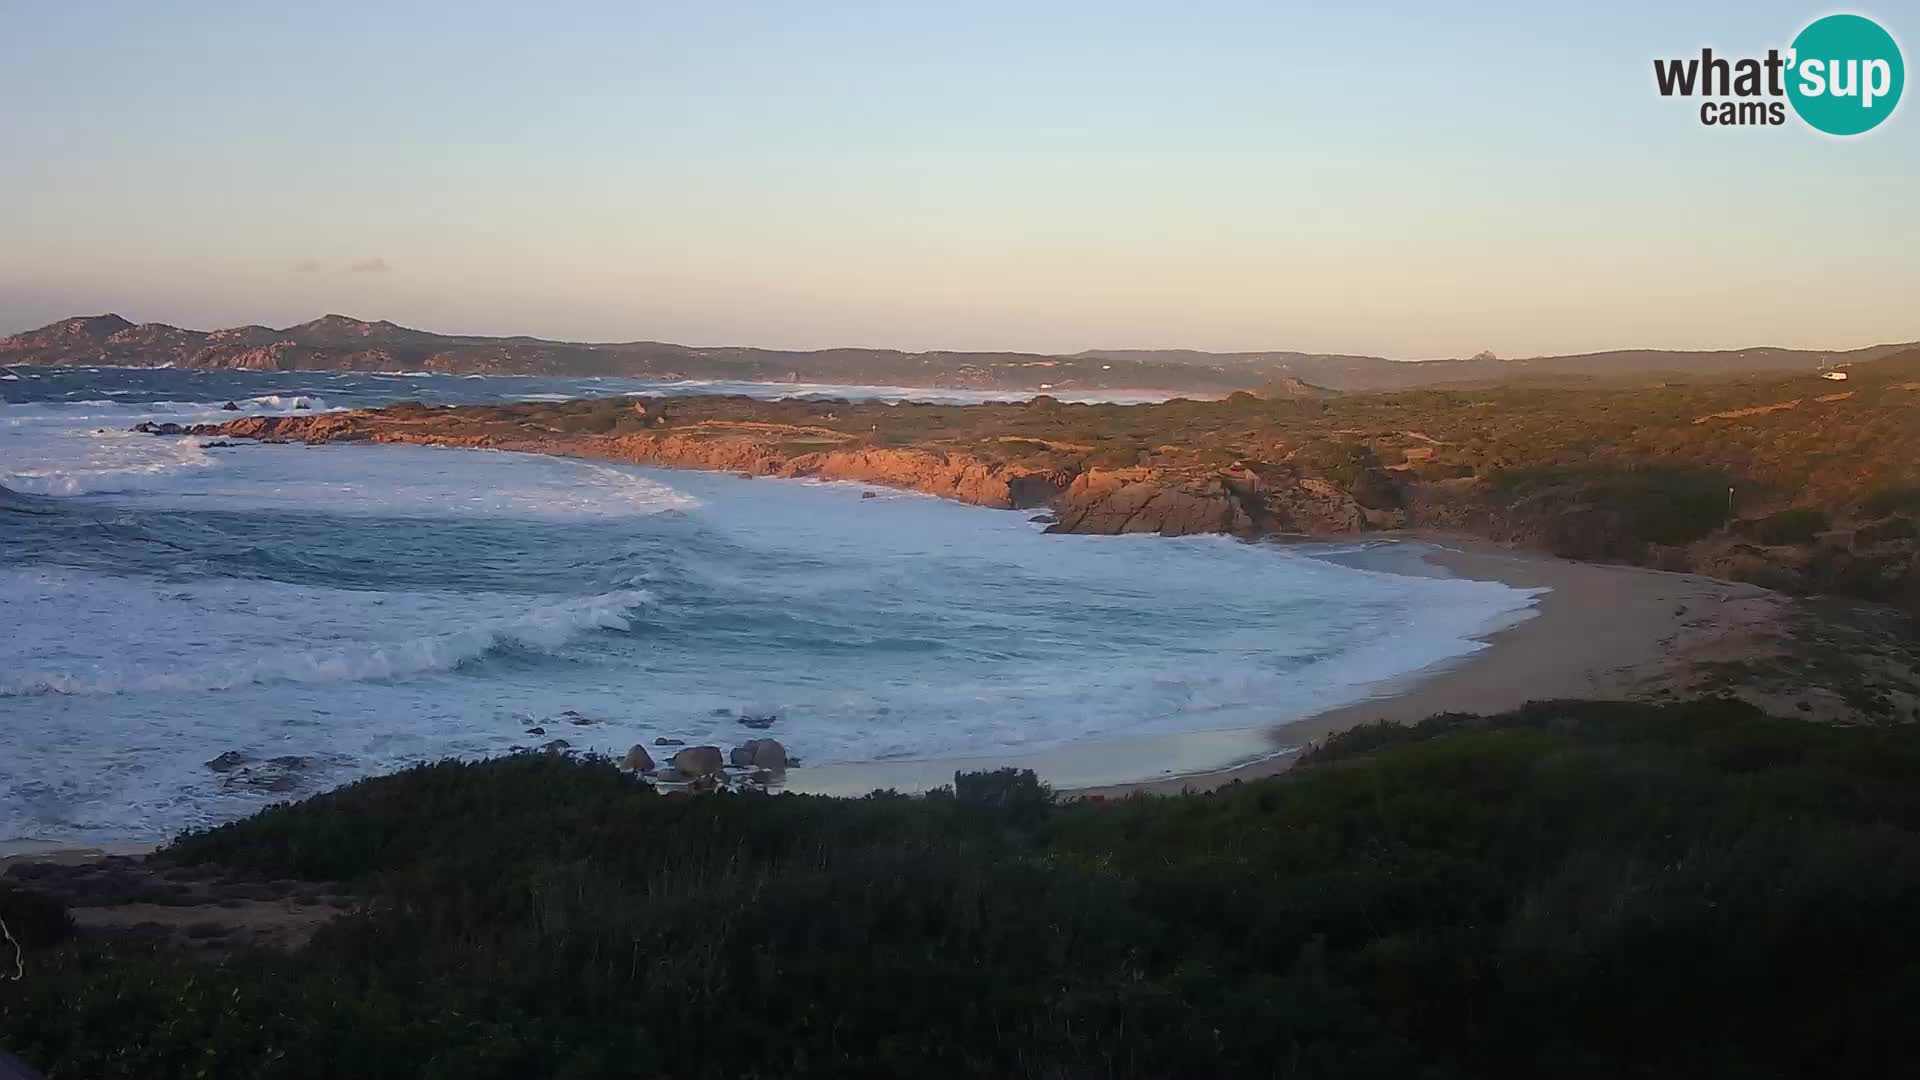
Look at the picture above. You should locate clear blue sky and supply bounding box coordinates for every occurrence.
[1,1,1913,357]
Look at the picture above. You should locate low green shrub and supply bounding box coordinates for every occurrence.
[9,700,1920,1078]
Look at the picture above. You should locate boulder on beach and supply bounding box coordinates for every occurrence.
[538,739,570,753]
[654,736,685,746]
[671,745,724,777]
[738,714,777,730]
[621,744,655,773]
[734,738,788,770]
[205,750,250,773]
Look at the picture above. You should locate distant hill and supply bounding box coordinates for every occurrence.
[4,312,1914,394]
[1245,376,1338,400]
[1077,342,1920,391]
[0,313,1251,394]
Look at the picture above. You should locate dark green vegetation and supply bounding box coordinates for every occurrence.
[7,699,1920,1078]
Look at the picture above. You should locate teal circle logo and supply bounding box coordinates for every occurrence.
[1787,14,1904,135]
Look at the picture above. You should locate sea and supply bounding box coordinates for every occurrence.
[1,365,1544,845]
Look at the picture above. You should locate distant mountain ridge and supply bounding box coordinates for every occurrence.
[4,313,1913,393]
[1076,343,1920,391]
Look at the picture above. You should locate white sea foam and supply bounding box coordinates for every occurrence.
[1,428,215,496]
[0,569,653,697]
[244,393,327,411]
[2,370,1545,844]
[88,441,698,517]
[0,394,692,514]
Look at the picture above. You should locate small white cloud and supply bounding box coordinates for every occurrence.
[349,257,391,273]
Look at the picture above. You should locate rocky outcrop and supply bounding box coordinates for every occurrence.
[1050,470,1253,537]
[119,347,1920,611]
[170,400,1418,543]
[621,745,655,773]
[730,739,788,770]
[195,411,1073,514]
[1255,478,1398,533]
[204,751,316,793]
[670,746,725,778]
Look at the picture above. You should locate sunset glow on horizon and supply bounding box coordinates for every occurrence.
[2,0,1914,358]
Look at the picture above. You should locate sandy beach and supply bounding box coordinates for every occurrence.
[1068,535,1783,796]
[787,534,1783,799]
[4,535,1788,853]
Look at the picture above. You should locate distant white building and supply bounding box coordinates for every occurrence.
[1822,371,1850,381]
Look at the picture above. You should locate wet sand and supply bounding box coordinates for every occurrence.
[4,537,1785,847]
[1069,535,1781,796]
[788,535,1781,799]
[0,841,154,866]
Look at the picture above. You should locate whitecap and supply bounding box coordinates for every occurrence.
[0,569,655,698]
[1,433,214,496]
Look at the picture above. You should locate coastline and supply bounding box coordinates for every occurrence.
[1062,534,1782,797]
[6,400,1808,847]
[6,536,1777,851]
[0,841,155,866]
[786,533,1780,801]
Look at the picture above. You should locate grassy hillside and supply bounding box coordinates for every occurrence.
[6,698,1920,1078]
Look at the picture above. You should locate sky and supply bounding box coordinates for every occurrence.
[1,1,1914,358]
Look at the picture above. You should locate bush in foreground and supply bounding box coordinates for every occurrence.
[5,698,1920,1078]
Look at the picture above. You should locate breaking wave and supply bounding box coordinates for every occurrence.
[1,586,654,697]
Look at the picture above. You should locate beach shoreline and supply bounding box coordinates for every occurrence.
[1062,533,1782,796]
[783,532,1782,798]
[4,535,1784,859]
